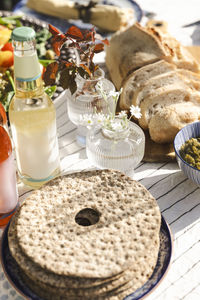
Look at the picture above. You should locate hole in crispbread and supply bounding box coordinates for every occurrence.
[75,208,100,226]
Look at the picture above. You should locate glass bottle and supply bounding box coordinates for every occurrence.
[9,27,60,188]
[0,103,18,227]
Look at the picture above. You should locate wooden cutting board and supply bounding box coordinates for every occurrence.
[143,46,200,162]
[143,131,175,162]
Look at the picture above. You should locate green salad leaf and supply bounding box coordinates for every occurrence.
[0,15,22,28]
[44,85,57,98]
[35,28,52,58]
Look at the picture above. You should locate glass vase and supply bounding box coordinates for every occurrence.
[86,120,145,173]
[66,68,115,146]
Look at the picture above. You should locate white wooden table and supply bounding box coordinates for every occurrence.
[0,0,200,299]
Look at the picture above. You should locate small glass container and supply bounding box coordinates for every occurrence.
[66,68,115,146]
[86,120,145,173]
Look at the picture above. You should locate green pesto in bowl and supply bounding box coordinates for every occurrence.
[179,137,200,170]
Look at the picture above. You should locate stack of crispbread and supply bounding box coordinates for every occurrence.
[8,170,161,300]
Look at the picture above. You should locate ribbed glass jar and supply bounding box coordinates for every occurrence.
[66,68,115,146]
[86,120,145,173]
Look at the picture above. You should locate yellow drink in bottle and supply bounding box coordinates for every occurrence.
[9,27,60,188]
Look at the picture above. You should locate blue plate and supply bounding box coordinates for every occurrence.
[14,0,143,34]
[0,216,172,300]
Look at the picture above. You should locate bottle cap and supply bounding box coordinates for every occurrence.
[11,26,36,42]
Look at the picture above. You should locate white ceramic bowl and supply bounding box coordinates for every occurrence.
[174,121,200,186]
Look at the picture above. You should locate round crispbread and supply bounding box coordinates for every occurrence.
[8,169,161,298]
[9,211,159,298]
[20,260,157,300]
[8,211,125,290]
[15,170,161,278]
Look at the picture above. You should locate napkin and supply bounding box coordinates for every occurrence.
[26,0,135,32]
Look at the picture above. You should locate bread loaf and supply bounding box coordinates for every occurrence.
[106,22,200,89]
[150,27,200,73]
[120,62,200,142]
[177,68,200,83]
[106,23,174,89]
[106,22,200,144]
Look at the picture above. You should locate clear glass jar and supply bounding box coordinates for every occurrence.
[66,68,115,146]
[86,120,145,173]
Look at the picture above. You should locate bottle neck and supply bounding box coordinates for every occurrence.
[13,39,43,98]
[14,77,44,98]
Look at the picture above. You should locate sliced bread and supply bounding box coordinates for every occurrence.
[106,23,173,89]
[132,71,186,108]
[139,84,200,129]
[106,23,200,89]
[148,102,200,143]
[119,60,176,110]
[132,69,200,108]
[177,68,200,83]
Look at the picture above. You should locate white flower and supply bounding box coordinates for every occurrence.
[108,90,118,98]
[78,85,136,135]
[130,105,142,119]
[96,82,122,111]
[79,114,94,126]
[86,117,94,125]
[111,120,123,131]
[108,88,122,100]
[118,110,127,118]
[95,113,106,124]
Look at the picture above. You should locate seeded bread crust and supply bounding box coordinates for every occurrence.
[151,27,200,73]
